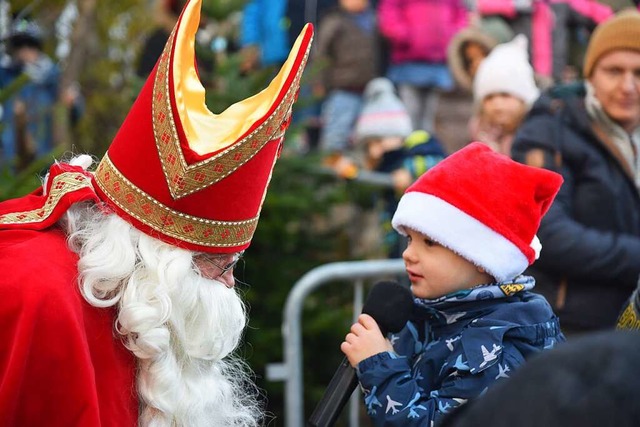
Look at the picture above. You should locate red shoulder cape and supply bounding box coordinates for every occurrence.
[0,227,138,426]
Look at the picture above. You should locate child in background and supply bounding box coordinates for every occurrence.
[353,78,446,190]
[341,142,565,426]
[470,35,540,156]
[334,77,446,257]
[446,16,515,93]
[314,0,380,156]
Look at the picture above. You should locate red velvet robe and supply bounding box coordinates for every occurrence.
[0,226,138,426]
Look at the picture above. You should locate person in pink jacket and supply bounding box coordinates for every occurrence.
[377,0,469,135]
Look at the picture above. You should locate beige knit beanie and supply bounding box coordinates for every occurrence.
[583,9,640,78]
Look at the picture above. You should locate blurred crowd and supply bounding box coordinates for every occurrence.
[0,13,82,171]
[234,0,640,338]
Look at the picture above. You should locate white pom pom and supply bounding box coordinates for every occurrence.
[69,154,94,170]
[530,235,542,260]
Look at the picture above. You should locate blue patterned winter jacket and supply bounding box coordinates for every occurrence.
[356,276,564,426]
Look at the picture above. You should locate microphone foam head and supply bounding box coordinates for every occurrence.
[362,281,414,335]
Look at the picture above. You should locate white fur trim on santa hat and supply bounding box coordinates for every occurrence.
[392,192,530,282]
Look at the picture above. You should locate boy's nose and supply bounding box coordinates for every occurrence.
[402,245,415,263]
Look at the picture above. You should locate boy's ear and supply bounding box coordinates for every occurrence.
[476,266,496,282]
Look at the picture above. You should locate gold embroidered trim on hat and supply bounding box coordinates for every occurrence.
[0,171,93,225]
[94,154,259,247]
[152,29,309,200]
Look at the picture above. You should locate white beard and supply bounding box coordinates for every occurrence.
[62,204,263,426]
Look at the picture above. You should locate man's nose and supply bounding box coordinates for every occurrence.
[620,71,638,92]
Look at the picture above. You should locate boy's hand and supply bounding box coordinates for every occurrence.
[341,314,394,368]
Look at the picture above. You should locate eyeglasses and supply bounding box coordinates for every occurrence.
[193,250,244,280]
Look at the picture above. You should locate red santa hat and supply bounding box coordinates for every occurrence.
[0,0,314,255]
[391,142,563,282]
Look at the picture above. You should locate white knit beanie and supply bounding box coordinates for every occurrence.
[354,77,413,144]
[473,34,540,107]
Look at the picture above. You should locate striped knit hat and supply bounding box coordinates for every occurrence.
[353,78,413,144]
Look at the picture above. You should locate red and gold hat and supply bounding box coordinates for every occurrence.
[93,0,313,253]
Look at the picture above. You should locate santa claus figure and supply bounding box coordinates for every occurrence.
[0,1,313,425]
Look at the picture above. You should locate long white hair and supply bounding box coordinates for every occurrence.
[61,203,263,426]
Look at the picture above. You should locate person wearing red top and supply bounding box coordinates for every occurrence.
[0,0,313,425]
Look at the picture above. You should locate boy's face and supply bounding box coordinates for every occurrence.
[402,228,493,299]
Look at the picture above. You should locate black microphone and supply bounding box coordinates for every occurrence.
[307,280,414,427]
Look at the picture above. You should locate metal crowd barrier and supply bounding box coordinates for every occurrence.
[266,259,405,427]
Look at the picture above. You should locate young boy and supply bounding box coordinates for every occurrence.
[341,142,565,426]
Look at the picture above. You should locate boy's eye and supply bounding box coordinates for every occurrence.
[424,238,437,247]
